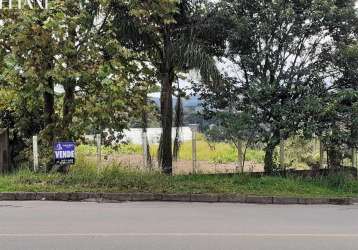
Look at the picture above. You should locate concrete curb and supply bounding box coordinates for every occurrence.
[0,192,356,205]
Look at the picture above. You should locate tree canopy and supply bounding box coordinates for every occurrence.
[197,0,358,173]
[110,0,228,174]
[0,0,357,175]
[0,0,152,168]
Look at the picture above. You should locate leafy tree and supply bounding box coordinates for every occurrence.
[0,87,44,165]
[208,112,258,172]
[110,0,227,174]
[305,0,358,170]
[318,44,358,169]
[0,0,149,168]
[197,77,259,171]
[203,0,357,174]
[0,7,59,166]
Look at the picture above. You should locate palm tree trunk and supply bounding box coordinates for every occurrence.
[160,71,173,175]
[173,91,184,161]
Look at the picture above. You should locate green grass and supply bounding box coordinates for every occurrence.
[1,158,358,197]
[78,136,353,169]
[78,140,265,164]
[77,144,142,156]
[170,141,265,164]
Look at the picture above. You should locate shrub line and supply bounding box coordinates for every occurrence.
[0,192,355,205]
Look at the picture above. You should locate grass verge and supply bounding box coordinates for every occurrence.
[0,163,358,198]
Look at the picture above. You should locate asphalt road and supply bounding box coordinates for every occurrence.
[0,201,358,250]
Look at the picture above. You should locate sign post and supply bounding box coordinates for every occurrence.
[54,142,76,170]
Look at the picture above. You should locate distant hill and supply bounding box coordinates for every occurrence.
[150,94,201,109]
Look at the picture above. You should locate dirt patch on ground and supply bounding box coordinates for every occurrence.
[173,159,264,174]
[85,154,264,175]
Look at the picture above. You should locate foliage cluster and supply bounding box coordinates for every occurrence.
[0,0,358,177]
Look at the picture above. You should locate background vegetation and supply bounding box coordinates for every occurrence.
[0,0,357,180]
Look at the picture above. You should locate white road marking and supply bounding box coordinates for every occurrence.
[0,233,357,238]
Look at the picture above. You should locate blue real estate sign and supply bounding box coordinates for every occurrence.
[54,142,75,165]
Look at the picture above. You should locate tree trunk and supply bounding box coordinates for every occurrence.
[62,25,78,139]
[326,128,342,171]
[327,145,342,171]
[159,71,173,175]
[236,140,243,173]
[43,76,55,143]
[62,84,76,138]
[264,130,280,174]
[142,94,152,168]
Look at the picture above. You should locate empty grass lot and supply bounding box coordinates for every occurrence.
[0,160,357,198]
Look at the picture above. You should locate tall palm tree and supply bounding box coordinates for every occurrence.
[110,0,227,174]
